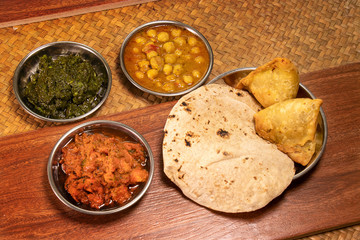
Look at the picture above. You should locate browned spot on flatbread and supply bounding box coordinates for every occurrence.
[178,173,185,179]
[185,139,191,147]
[181,101,192,113]
[217,129,230,139]
[186,131,194,137]
[181,101,188,106]
[223,151,230,156]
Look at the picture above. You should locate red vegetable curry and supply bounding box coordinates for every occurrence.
[60,132,149,209]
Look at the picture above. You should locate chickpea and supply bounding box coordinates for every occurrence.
[135,36,147,44]
[138,60,150,71]
[163,64,173,75]
[175,49,183,56]
[138,60,150,68]
[173,64,183,75]
[133,47,140,53]
[190,47,200,54]
[157,32,169,42]
[188,36,198,46]
[150,56,164,70]
[144,41,155,47]
[163,42,175,53]
[162,82,175,92]
[182,54,191,61]
[164,53,177,64]
[183,75,194,84]
[156,82,162,88]
[142,42,158,54]
[175,79,185,88]
[147,69,159,79]
[135,71,145,79]
[166,74,176,81]
[195,56,205,64]
[174,37,186,46]
[192,70,201,78]
[146,51,158,60]
[171,28,182,37]
[147,29,157,38]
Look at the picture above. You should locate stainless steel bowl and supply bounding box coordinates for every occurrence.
[47,120,154,215]
[209,67,328,180]
[119,20,214,97]
[13,41,112,123]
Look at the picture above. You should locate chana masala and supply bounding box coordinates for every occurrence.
[123,25,210,93]
[60,132,149,209]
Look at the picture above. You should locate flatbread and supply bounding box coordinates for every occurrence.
[162,84,295,213]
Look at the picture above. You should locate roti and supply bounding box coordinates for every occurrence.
[162,84,295,213]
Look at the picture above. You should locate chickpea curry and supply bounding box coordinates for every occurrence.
[60,132,149,209]
[123,25,210,93]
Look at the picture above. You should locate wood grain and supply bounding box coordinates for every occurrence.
[0,63,359,239]
[0,0,157,28]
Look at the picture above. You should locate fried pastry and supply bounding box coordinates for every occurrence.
[254,98,323,166]
[237,58,299,108]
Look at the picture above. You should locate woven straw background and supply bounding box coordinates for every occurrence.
[0,0,359,238]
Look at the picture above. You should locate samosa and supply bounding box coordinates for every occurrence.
[254,98,323,166]
[237,58,299,108]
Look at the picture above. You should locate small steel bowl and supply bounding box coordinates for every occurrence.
[13,41,112,123]
[47,120,154,215]
[119,20,214,97]
[209,67,328,180]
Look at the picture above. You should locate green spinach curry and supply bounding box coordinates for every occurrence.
[23,54,107,119]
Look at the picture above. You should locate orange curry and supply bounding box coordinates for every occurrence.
[60,132,149,209]
[124,25,210,93]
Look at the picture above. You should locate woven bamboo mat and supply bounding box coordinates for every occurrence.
[0,0,359,238]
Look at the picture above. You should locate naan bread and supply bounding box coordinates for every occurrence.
[163,84,295,213]
[236,58,299,108]
[254,98,323,166]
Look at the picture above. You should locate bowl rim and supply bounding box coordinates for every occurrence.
[208,67,328,180]
[47,120,155,215]
[119,20,214,97]
[13,41,112,123]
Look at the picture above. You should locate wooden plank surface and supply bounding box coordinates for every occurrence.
[0,63,359,239]
[0,0,157,28]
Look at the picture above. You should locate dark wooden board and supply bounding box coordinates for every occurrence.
[0,63,359,239]
[0,0,157,28]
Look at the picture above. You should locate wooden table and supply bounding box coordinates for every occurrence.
[0,0,157,28]
[0,0,359,239]
[1,63,359,239]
